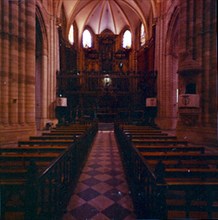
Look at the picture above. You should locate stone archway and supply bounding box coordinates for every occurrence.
[35,7,49,130]
[165,13,179,129]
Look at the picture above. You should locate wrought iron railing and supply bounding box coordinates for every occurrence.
[2,123,98,220]
[114,123,218,219]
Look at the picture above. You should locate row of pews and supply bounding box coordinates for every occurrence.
[115,123,218,219]
[1,123,98,220]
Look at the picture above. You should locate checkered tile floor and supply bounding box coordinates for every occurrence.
[62,131,136,220]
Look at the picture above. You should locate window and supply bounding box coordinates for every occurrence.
[82,29,92,48]
[122,30,132,49]
[68,25,74,45]
[140,23,146,46]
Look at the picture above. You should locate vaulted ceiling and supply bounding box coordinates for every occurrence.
[59,0,157,41]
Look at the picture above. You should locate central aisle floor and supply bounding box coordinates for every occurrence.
[62,130,136,220]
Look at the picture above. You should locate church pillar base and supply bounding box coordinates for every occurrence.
[156,117,178,131]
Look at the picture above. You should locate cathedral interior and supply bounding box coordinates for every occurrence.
[0,0,217,219]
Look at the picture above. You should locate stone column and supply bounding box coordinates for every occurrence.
[25,0,36,125]
[41,52,48,126]
[18,0,26,125]
[9,0,19,125]
[202,0,213,125]
[208,0,217,127]
[0,1,2,126]
[0,0,9,126]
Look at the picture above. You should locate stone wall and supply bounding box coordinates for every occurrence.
[155,0,217,146]
[0,0,58,144]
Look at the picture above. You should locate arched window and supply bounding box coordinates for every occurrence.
[122,30,132,49]
[68,24,74,45]
[82,29,92,48]
[140,23,146,46]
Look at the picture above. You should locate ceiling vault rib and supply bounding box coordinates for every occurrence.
[108,0,117,34]
[63,0,152,37]
[98,0,106,34]
[114,0,131,30]
[83,1,100,31]
[133,0,149,35]
[121,0,148,35]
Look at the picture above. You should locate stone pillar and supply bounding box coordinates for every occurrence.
[41,52,48,126]
[0,1,2,127]
[25,0,36,125]
[18,0,26,125]
[201,0,216,126]
[9,0,19,125]
[208,0,217,127]
[52,19,60,119]
[0,0,9,126]
[155,1,179,130]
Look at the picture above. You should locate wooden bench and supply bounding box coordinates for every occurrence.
[124,130,162,134]
[115,123,218,219]
[0,152,60,165]
[125,133,168,137]
[18,139,74,146]
[141,152,218,160]
[141,152,218,218]
[0,146,67,154]
[135,145,205,153]
[142,152,218,219]
[42,131,84,135]
[29,135,79,140]
[154,181,218,219]
[129,135,177,140]
[164,168,218,179]
[1,122,98,219]
[50,128,87,132]
[42,132,82,136]
[132,139,188,145]
[141,152,218,170]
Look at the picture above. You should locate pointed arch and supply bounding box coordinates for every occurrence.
[164,6,180,129]
[82,28,93,48]
[35,4,49,129]
[122,29,132,49]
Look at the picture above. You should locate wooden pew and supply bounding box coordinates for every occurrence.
[0,150,66,219]
[1,122,98,219]
[129,135,177,140]
[115,123,218,219]
[135,145,205,153]
[121,125,159,129]
[125,133,168,137]
[50,127,88,131]
[42,131,84,136]
[0,152,60,196]
[141,152,218,167]
[132,139,188,145]
[51,128,87,131]
[18,139,74,146]
[141,152,218,160]
[123,130,162,134]
[155,181,218,219]
[42,132,82,136]
[164,168,218,179]
[141,151,218,218]
[0,152,60,164]
[0,145,67,154]
[29,135,79,140]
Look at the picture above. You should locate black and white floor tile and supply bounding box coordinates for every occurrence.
[62,130,136,220]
